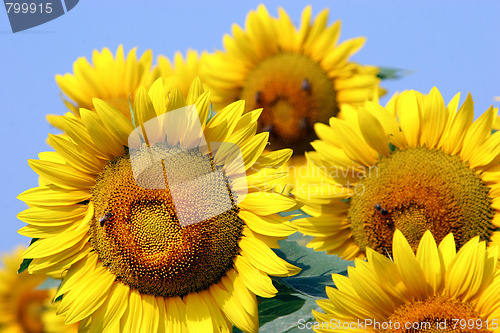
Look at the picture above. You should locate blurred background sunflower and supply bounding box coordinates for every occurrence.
[294,88,500,259]
[313,230,500,333]
[0,246,75,333]
[56,46,155,118]
[203,5,382,192]
[153,49,204,97]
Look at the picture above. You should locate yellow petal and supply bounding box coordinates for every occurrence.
[445,236,485,302]
[88,281,130,332]
[185,292,213,333]
[80,108,124,156]
[396,91,421,147]
[233,255,277,298]
[329,117,379,167]
[461,106,496,162]
[93,98,135,144]
[186,77,204,106]
[60,263,116,324]
[148,78,167,116]
[419,87,447,148]
[28,159,96,189]
[23,227,88,259]
[238,192,296,215]
[17,205,87,226]
[48,115,111,160]
[194,91,211,128]
[239,235,297,276]
[439,93,474,155]
[120,289,143,333]
[18,185,90,207]
[205,100,245,143]
[165,296,186,333]
[48,134,103,174]
[140,294,159,332]
[416,230,444,293]
[358,109,390,156]
[392,230,428,298]
[239,210,296,237]
[239,132,269,170]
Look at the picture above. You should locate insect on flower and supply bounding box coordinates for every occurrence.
[374,204,388,215]
[99,212,113,227]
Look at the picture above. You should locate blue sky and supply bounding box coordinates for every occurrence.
[1,0,499,253]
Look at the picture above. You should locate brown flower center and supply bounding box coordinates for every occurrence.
[90,144,244,297]
[241,52,337,154]
[349,147,494,255]
[381,295,490,332]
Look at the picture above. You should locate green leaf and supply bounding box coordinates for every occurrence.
[17,258,33,274]
[233,293,309,333]
[260,294,320,333]
[377,66,411,80]
[129,96,136,128]
[17,238,38,274]
[36,277,62,290]
[273,275,343,299]
[258,294,306,326]
[273,233,353,298]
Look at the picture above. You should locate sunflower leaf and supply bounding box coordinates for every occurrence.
[233,293,306,333]
[18,238,38,274]
[377,66,411,80]
[36,277,62,290]
[388,142,397,152]
[273,232,353,298]
[17,258,33,274]
[258,294,320,333]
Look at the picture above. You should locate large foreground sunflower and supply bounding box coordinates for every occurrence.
[18,78,300,332]
[0,246,74,333]
[313,230,500,333]
[203,5,381,155]
[294,88,500,259]
[56,45,154,118]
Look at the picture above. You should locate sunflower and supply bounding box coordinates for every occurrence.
[312,230,500,333]
[294,87,500,260]
[203,5,381,156]
[0,246,74,333]
[153,50,204,98]
[18,77,300,332]
[56,45,154,118]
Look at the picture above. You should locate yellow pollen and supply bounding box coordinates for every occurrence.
[382,295,490,332]
[349,147,494,255]
[240,52,337,154]
[89,144,244,297]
